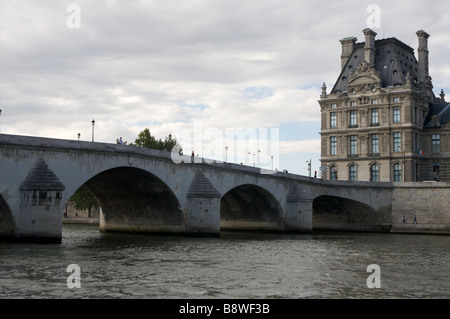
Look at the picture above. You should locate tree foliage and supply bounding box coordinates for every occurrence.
[69,185,99,218]
[132,128,183,154]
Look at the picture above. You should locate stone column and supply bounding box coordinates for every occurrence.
[185,170,221,236]
[285,183,313,233]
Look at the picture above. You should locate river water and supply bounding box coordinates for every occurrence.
[0,223,449,299]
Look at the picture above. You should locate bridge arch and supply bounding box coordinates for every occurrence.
[312,195,384,231]
[0,194,15,238]
[76,166,185,234]
[220,184,284,231]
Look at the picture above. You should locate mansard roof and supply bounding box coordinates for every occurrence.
[332,38,419,93]
[424,102,450,129]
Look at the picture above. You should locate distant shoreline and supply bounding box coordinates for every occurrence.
[63,218,99,225]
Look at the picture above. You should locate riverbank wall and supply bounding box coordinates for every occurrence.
[389,182,450,235]
[313,182,450,235]
[62,201,100,224]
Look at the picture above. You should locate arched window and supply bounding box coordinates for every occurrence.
[349,165,357,181]
[330,166,338,181]
[394,163,402,182]
[370,164,379,182]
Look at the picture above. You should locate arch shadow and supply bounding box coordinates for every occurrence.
[220,184,284,232]
[312,195,388,231]
[75,166,185,234]
[0,194,16,238]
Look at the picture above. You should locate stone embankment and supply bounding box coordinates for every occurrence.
[63,201,100,224]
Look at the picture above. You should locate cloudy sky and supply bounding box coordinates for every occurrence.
[1,0,449,175]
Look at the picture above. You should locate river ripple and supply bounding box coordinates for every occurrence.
[0,223,449,298]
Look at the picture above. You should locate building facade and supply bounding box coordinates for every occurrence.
[319,28,449,182]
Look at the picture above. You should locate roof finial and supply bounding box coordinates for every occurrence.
[321,82,327,98]
[405,71,411,85]
[440,89,445,101]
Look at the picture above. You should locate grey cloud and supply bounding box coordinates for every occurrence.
[1,0,449,144]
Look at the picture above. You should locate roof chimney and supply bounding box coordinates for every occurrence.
[363,28,377,65]
[339,37,357,70]
[416,30,430,83]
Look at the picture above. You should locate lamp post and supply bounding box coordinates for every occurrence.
[248,150,260,167]
[271,155,274,170]
[225,146,228,163]
[77,132,80,141]
[91,119,95,142]
[307,159,311,177]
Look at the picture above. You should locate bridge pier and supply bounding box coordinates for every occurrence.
[284,183,313,233]
[185,170,221,236]
[16,159,65,242]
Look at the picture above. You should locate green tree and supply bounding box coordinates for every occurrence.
[133,128,159,149]
[69,185,99,218]
[162,134,183,154]
[133,128,182,154]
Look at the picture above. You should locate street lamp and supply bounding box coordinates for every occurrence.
[225,146,228,162]
[306,159,311,177]
[77,132,80,141]
[91,119,95,142]
[248,150,260,167]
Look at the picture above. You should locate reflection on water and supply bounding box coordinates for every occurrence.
[0,223,449,298]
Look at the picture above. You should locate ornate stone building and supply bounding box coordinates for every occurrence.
[319,28,449,182]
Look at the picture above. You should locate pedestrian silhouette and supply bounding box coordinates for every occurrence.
[413,215,418,224]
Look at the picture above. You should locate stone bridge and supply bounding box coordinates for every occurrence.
[0,134,395,242]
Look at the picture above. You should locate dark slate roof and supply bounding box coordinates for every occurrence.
[19,159,65,191]
[332,38,419,93]
[186,170,221,198]
[286,183,312,202]
[424,102,450,128]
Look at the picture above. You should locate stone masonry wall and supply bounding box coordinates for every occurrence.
[391,182,450,234]
[313,182,450,234]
